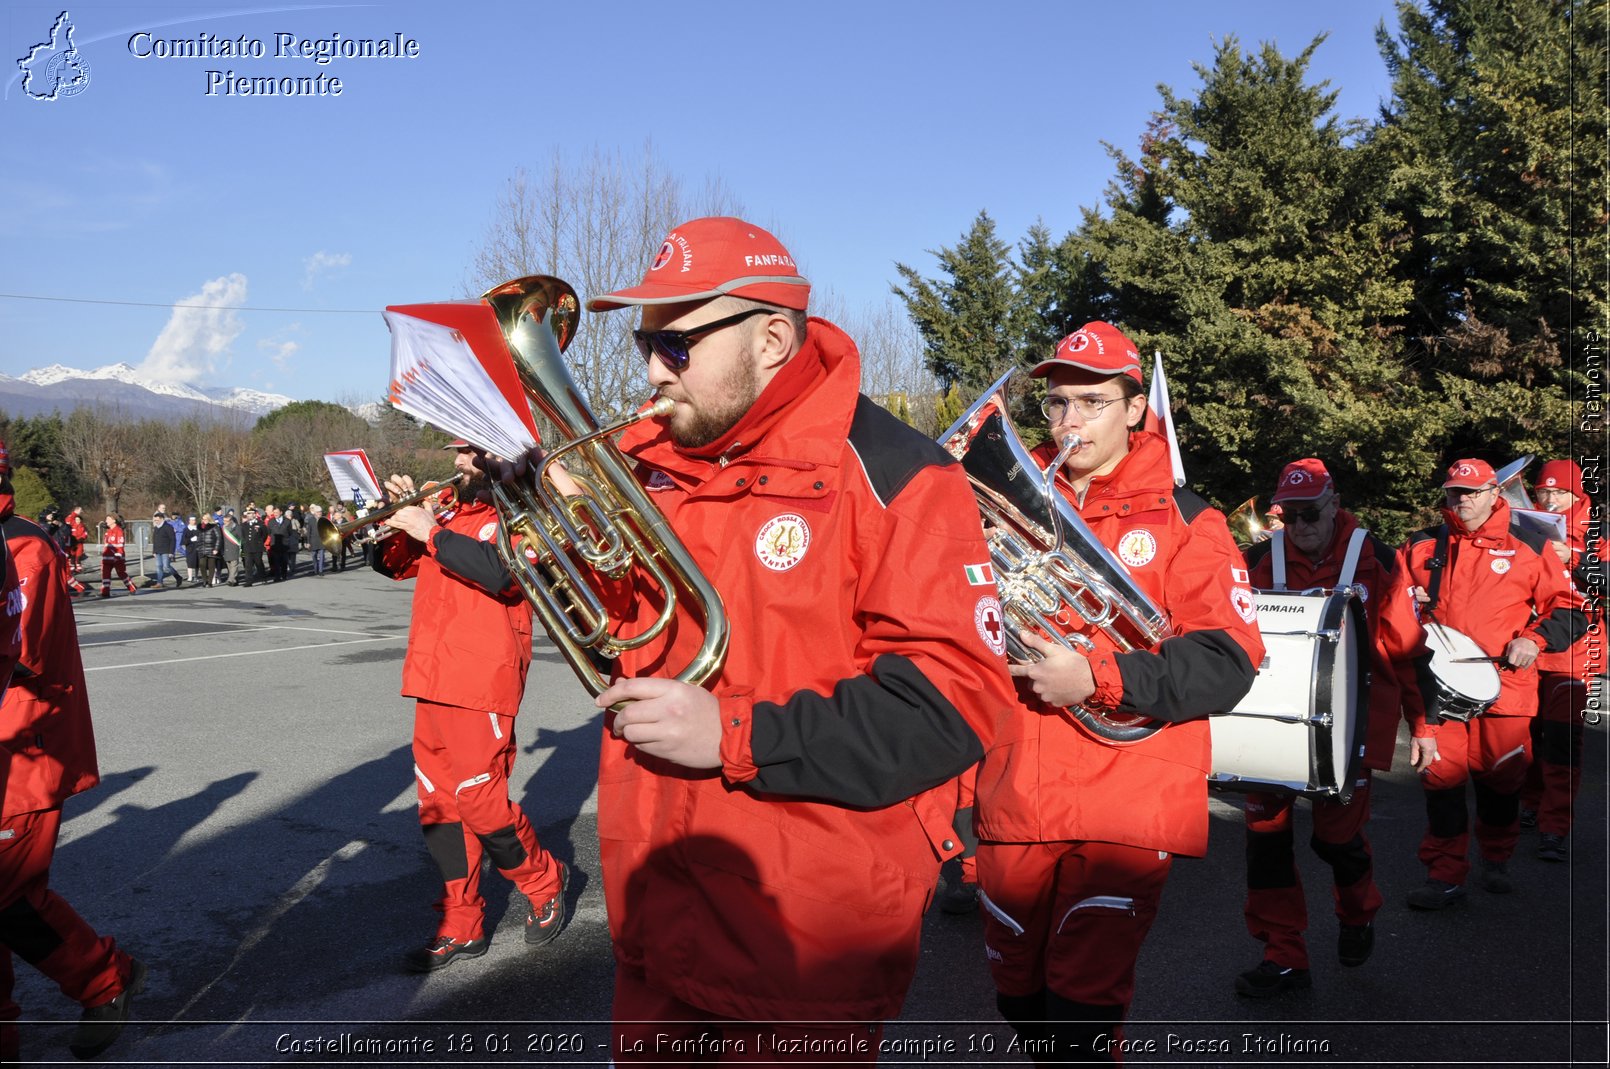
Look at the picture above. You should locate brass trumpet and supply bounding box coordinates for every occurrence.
[314,473,467,555]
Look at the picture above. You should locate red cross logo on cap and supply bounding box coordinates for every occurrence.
[1283,470,1311,487]
[650,240,674,272]
[1068,332,1091,352]
[1456,463,1477,477]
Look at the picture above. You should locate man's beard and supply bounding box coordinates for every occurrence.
[666,354,760,450]
[457,471,491,505]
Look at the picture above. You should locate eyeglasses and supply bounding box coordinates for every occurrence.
[632,307,777,371]
[1445,486,1495,500]
[1284,498,1333,525]
[1041,394,1127,422]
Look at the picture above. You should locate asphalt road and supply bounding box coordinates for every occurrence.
[9,558,1607,1067]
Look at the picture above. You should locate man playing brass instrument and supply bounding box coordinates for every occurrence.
[1234,458,1434,998]
[579,216,1014,1063]
[973,323,1264,1062]
[376,441,568,972]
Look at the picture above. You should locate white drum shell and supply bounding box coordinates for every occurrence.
[1209,589,1367,798]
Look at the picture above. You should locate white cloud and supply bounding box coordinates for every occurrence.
[258,331,301,370]
[138,274,247,386]
[303,250,351,289]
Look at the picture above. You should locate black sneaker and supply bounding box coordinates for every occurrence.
[402,935,488,973]
[68,958,145,1060]
[1479,860,1513,894]
[1234,960,1312,998]
[1519,808,1538,829]
[524,863,570,946]
[1406,879,1467,910]
[1538,834,1568,863]
[1338,922,1374,967]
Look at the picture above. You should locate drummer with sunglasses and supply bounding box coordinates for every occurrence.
[1234,459,1435,998]
[1399,459,1585,910]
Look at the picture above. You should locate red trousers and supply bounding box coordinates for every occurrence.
[412,699,561,942]
[99,558,131,586]
[610,966,883,1065]
[1521,674,1587,836]
[1242,779,1380,970]
[1417,714,1532,885]
[0,808,133,1031]
[976,839,1170,1010]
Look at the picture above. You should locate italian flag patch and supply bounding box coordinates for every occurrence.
[964,563,996,586]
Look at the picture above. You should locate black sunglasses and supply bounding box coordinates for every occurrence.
[1285,499,1333,525]
[632,307,776,371]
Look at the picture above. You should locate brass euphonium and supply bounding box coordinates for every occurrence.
[1225,497,1273,549]
[939,369,1172,743]
[479,275,729,698]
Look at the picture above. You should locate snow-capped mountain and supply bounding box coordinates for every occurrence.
[1,364,294,420]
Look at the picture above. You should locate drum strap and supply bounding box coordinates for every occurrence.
[1269,528,1368,592]
[1425,526,1452,615]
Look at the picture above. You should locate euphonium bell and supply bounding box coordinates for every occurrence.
[480,275,729,698]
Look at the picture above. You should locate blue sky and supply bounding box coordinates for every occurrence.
[1,0,1404,404]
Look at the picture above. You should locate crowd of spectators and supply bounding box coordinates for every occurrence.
[50,501,367,597]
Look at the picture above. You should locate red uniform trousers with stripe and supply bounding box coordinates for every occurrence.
[611,967,883,1065]
[412,699,561,942]
[1242,779,1381,970]
[1417,714,1532,885]
[976,840,1171,1062]
[0,808,133,1034]
[1521,674,1588,836]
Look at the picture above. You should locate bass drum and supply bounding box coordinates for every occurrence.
[1209,589,1369,801]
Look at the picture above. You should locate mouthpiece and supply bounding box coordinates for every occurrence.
[646,396,676,419]
[1060,434,1085,451]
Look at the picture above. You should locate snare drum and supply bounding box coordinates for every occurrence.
[1209,589,1368,800]
[1421,622,1500,722]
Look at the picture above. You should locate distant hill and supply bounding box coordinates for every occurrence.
[0,363,297,422]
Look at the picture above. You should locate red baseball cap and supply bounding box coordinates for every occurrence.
[442,439,472,450]
[1442,458,1498,489]
[1535,459,1583,498]
[586,217,811,312]
[1271,458,1335,504]
[1029,322,1143,383]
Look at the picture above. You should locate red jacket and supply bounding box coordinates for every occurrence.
[1243,509,1432,767]
[374,494,533,715]
[974,432,1263,858]
[101,523,125,560]
[1537,497,1604,679]
[599,319,1014,1022]
[0,515,93,817]
[1401,499,1584,718]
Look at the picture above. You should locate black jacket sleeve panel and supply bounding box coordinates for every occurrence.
[745,653,984,809]
[429,528,514,596]
[1535,606,1588,653]
[1113,629,1258,723]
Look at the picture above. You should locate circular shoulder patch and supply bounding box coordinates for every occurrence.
[1491,557,1511,575]
[756,514,811,571]
[1117,529,1158,568]
[975,596,1007,656]
[1230,587,1257,623]
[477,521,499,542]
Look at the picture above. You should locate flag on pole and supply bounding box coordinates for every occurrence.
[1144,351,1187,487]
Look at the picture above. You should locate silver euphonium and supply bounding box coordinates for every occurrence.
[480,276,729,698]
[939,369,1172,743]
